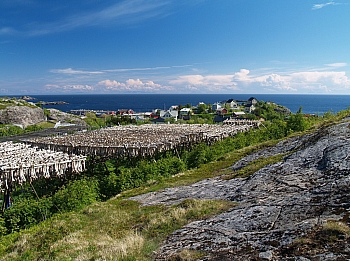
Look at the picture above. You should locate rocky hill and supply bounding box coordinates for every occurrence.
[0,98,86,128]
[0,104,45,128]
[46,108,87,126]
[131,120,350,260]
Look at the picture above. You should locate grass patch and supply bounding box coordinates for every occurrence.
[0,198,235,260]
[281,220,350,258]
[166,249,207,261]
[322,220,350,238]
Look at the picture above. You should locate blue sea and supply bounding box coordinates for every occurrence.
[16,94,350,115]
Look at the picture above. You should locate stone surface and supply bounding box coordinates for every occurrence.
[130,121,350,260]
[47,108,87,126]
[0,105,45,128]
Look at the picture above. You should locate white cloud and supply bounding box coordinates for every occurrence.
[50,68,104,75]
[126,78,144,87]
[325,62,347,68]
[170,74,235,86]
[98,80,126,89]
[45,84,94,91]
[312,1,342,10]
[98,78,172,92]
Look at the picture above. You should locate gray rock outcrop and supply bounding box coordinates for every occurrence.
[130,121,350,260]
[47,108,87,126]
[0,106,45,128]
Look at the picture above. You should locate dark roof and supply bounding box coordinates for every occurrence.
[226,98,235,103]
[248,97,258,101]
[214,115,230,123]
[152,118,165,123]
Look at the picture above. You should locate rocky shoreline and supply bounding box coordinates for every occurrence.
[130,120,350,260]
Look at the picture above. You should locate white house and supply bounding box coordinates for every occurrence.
[179,108,191,117]
[212,102,222,111]
[247,97,258,106]
[160,110,178,121]
[244,104,256,113]
[225,99,239,109]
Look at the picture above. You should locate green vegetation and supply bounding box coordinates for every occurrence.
[0,198,234,260]
[0,97,38,109]
[83,112,139,127]
[0,123,55,137]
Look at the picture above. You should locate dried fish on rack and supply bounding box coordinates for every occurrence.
[26,123,260,159]
[0,141,86,190]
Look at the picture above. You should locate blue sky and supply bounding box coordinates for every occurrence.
[1,0,350,95]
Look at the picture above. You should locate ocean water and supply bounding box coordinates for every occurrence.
[17,94,350,115]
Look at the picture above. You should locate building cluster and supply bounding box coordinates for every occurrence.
[68,97,259,124]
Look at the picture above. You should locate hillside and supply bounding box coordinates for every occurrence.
[131,120,350,260]
[0,110,349,260]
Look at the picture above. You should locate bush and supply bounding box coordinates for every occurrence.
[52,178,99,212]
[2,197,53,233]
[99,172,122,199]
[286,107,310,132]
[185,143,215,169]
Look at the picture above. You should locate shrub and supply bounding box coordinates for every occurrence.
[99,172,122,199]
[287,107,309,132]
[52,178,99,212]
[2,197,53,233]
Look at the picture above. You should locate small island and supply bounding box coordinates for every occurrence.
[37,101,69,105]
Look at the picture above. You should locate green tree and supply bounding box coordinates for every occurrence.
[196,103,207,114]
[287,107,309,132]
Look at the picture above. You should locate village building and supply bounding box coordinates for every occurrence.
[244,97,258,113]
[225,99,239,109]
[216,107,228,115]
[212,102,222,111]
[232,111,246,118]
[117,109,135,115]
[213,115,230,123]
[179,108,192,117]
[159,110,178,121]
[244,104,256,113]
[247,97,258,106]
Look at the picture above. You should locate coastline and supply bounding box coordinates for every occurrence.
[10,94,349,115]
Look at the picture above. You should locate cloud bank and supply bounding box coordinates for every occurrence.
[43,65,350,94]
[170,69,350,93]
